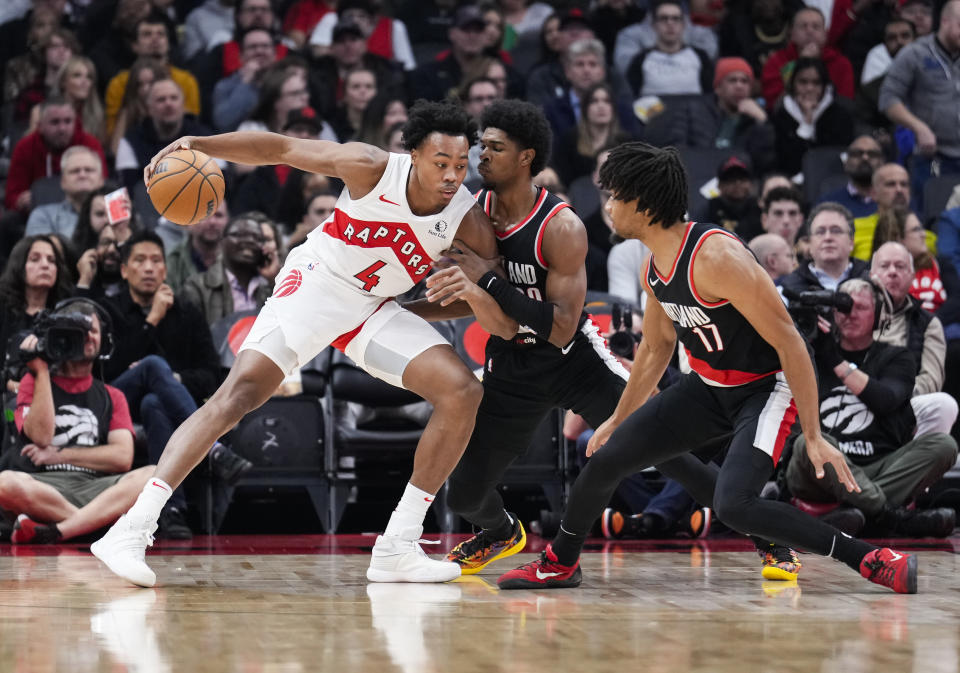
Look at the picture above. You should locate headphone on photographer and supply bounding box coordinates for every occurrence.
[52,297,115,360]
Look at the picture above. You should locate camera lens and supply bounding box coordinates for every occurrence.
[608,331,635,359]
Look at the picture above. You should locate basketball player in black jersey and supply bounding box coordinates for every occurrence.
[414,99,623,573]
[495,142,919,594]
[418,101,791,580]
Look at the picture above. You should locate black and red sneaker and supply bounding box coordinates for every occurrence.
[859,547,918,594]
[497,544,582,590]
[10,515,61,544]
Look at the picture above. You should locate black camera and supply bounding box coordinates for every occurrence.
[608,303,640,359]
[783,287,853,342]
[17,310,92,365]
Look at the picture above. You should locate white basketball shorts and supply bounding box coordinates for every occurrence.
[239,244,450,388]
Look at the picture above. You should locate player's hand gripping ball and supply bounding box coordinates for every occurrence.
[147,149,225,226]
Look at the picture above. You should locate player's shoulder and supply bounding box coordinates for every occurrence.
[693,225,754,270]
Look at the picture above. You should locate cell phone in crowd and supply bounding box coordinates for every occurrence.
[104,187,131,225]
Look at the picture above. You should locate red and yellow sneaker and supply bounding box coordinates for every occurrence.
[860,547,918,594]
[497,544,582,590]
[759,543,802,581]
[446,514,526,575]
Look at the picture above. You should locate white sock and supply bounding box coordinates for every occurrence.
[384,482,434,538]
[126,478,173,525]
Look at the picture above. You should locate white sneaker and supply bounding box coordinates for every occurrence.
[90,513,158,588]
[367,528,461,583]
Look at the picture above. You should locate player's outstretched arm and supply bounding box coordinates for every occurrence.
[587,280,676,457]
[144,133,389,199]
[693,235,861,493]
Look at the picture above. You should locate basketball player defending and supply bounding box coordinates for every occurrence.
[495,142,919,594]
[417,101,801,582]
[91,101,517,587]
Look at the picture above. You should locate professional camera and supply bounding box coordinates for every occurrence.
[15,310,92,365]
[608,303,640,359]
[782,287,853,342]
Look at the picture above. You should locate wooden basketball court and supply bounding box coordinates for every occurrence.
[0,534,957,672]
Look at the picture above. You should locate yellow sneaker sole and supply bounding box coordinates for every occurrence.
[761,564,800,581]
[459,522,527,575]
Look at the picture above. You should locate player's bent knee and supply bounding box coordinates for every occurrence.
[213,369,279,421]
[712,490,756,532]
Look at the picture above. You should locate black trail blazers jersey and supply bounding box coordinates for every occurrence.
[646,222,782,386]
[475,186,577,348]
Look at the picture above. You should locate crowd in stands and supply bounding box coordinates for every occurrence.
[0,0,959,541]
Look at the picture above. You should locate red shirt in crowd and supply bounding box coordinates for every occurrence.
[4,127,107,211]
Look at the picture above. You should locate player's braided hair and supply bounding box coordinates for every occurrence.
[401,99,478,151]
[480,99,552,176]
[598,142,688,229]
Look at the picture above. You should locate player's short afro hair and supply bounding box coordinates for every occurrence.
[402,99,478,151]
[480,100,552,176]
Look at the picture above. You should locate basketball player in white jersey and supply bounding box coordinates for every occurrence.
[92,100,519,587]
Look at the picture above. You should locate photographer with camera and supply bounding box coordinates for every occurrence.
[784,278,957,537]
[0,300,154,544]
[180,213,275,327]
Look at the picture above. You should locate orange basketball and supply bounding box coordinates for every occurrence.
[147,149,225,226]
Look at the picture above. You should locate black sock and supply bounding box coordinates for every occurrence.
[551,524,587,566]
[830,532,875,571]
[486,512,514,541]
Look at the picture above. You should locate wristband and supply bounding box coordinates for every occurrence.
[840,362,858,380]
[479,271,555,340]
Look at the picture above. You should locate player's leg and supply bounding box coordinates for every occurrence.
[559,332,723,539]
[498,374,731,588]
[707,378,917,593]
[91,349,286,586]
[400,345,484,493]
[345,304,483,582]
[443,382,550,573]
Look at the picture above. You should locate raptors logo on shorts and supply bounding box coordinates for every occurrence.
[274,269,303,298]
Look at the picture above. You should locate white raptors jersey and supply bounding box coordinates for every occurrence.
[303,152,476,297]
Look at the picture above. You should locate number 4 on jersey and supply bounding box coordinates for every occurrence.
[355,260,386,292]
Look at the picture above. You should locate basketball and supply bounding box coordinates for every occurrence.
[147,148,225,226]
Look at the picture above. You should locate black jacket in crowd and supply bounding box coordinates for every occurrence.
[102,289,221,404]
